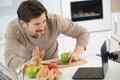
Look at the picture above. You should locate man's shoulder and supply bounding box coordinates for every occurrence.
[6,18,24,35]
[48,13,62,20]
[7,18,21,29]
[9,18,19,25]
[48,14,56,19]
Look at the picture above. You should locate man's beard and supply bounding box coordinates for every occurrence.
[34,30,45,38]
[26,27,46,39]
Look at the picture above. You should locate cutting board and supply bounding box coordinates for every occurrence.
[41,58,87,68]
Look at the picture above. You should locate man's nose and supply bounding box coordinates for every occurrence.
[38,24,44,30]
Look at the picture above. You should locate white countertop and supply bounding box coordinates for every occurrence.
[24,54,120,80]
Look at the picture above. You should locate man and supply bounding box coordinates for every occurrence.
[4,0,90,71]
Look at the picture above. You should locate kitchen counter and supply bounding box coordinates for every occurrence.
[24,54,120,80]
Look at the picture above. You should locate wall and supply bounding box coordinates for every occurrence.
[111,0,120,12]
[41,0,61,15]
[0,0,21,33]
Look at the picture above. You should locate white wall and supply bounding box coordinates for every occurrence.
[40,0,61,15]
[0,0,21,33]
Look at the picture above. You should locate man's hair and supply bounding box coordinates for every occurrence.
[17,0,47,22]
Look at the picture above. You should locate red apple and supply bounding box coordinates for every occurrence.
[48,63,58,70]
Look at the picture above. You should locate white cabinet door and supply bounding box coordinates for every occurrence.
[111,12,120,38]
[110,12,120,52]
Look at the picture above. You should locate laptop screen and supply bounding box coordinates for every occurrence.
[101,41,109,74]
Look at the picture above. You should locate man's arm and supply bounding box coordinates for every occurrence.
[4,23,26,71]
[56,14,90,62]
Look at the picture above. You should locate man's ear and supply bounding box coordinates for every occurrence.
[19,20,27,27]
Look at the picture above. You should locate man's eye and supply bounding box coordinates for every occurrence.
[35,23,41,26]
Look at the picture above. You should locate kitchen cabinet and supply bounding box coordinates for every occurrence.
[110,12,120,52]
[110,0,120,52]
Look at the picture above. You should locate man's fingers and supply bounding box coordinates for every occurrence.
[32,50,35,57]
[68,52,73,63]
[35,47,39,57]
[36,47,40,55]
[73,57,78,61]
[32,47,45,61]
[69,56,72,63]
[40,50,45,59]
[68,53,80,63]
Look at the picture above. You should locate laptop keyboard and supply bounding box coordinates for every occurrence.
[73,67,104,79]
[87,68,104,78]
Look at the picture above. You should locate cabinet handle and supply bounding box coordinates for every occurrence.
[114,16,118,33]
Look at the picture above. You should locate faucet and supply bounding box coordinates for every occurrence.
[16,64,25,80]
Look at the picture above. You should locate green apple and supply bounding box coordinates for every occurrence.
[61,52,69,63]
[26,66,38,78]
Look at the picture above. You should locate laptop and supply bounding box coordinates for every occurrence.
[72,41,109,80]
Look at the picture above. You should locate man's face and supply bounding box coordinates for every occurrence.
[22,13,47,38]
